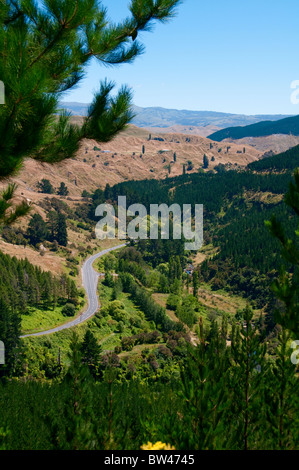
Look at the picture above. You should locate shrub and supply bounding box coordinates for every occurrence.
[62,303,76,317]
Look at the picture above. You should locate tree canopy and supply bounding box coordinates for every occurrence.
[0,0,181,178]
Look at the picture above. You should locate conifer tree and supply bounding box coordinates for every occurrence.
[192,270,199,298]
[81,330,102,378]
[203,154,209,169]
[264,328,299,449]
[265,169,299,337]
[27,213,49,245]
[169,317,229,449]
[230,306,267,450]
[0,0,181,178]
[0,298,21,377]
[57,182,69,196]
[56,212,68,246]
[37,179,55,194]
[0,0,181,223]
[47,333,96,450]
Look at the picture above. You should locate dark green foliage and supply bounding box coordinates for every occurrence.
[209,114,299,141]
[37,179,55,194]
[46,210,68,246]
[0,0,181,180]
[176,295,199,328]
[57,182,69,196]
[0,251,79,337]
[265,169,299,337]
[81,330,102,378]
[187,160,193,171]
[48,334,96,450]
[248,145,299,172]
[163,318,229,449]
[0,299,21,377]
[104,272,114,288]
[0,310,298,449]
[1,226,27,246]
[61,303,76,317]
[229,306,267,450]
[264,329,299,449]
[56,213,68,247]
[166,293,181,310]
[192,271,199,298]
[0,183,30,225]
[27,213,49,245]
[203,154,209,168]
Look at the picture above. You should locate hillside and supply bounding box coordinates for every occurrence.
[1,125,261,199]
[220,134,299,154]
[208,114,299,141]
[248,144,299,172]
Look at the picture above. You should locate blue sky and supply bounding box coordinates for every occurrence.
[64,0,299,115]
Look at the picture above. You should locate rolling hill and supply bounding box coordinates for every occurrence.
[208,114,299,141]
[1,125,261,200]
[247,144,299,172]
[60,102,290,129]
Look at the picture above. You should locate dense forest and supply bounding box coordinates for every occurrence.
[208,114,299,141]
[0,165,298,449]
[248,144,299,172]
[0,252,79,377]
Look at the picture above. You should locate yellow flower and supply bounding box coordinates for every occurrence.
[141,441,175,450]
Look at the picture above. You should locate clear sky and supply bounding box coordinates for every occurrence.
[63,0,299,115]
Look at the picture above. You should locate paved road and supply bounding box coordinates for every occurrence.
[21,243,127,338]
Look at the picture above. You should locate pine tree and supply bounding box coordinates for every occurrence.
[203,154,209,169]
[0,299,21,377]
[46,333,96,449]
[0,0,180,179]
[0,183,31,225]
[230,306,267,450]
[56,213,68,246]
[264,328,299,449]
[192,271,199,298]
[81,330,102,378]
[169,317,229,449]
[57,182,69,196]
[265,169,299,337]
[27,213,49,245]
[0,1,181,224]
[37,179,55,194]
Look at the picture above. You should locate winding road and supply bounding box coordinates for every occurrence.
[21,243,126,338]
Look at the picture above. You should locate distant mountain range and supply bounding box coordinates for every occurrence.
[208,115,299,141]
[60,102,291,129]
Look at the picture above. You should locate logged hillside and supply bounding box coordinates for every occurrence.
[208,114,299,141]
[1,125,261,198]
[219,134,299,154]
